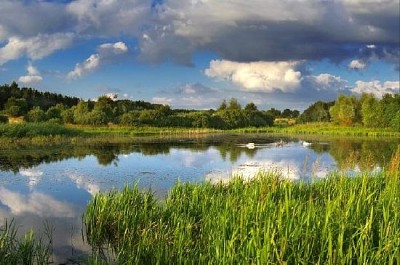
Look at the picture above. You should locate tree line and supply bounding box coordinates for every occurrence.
[0,83,299,129]
[298,93,400,130]
[0,83,398,130]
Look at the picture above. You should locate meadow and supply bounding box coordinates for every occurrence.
[84,147,400,264]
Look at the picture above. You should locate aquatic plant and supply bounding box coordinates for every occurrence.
[85,168,400,264]
[0,219,52,265]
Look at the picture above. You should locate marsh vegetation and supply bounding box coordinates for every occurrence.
[85,164,399,264]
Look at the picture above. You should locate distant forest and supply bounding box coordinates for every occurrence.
[0,82,399,130]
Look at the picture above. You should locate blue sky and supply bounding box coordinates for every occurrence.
[0,0,399,110]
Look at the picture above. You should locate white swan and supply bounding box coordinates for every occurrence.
[245,143,255,149]
[302,141,312,147]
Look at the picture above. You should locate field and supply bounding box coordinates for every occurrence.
[83,147,400,264]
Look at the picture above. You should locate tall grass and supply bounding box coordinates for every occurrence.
[0,122,81,138]
[262,122,400,137]
[85,168,400,264]
[0,219,52,264]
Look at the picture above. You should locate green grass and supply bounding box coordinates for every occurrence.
[0,219,52,265]
[85,168,400,264]
[0,122,398,144]
[261,122,400,137]
[0,122,82,138]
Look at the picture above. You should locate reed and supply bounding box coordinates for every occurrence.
[0,219,52,264]
[85,168,400,264]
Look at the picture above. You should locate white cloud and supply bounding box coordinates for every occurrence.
[351,80,400,97]
[18,75,43,84]
[18,62,43,84]
[152,97,173,105]
[67,54,100,80]
[0,33,73,65]
[99,42,128,54]
[205,60,301,92]
[67,41,128,79]
[313,74,348,91]
[66,0,149,36]
[27,64,40,75]
[349,59,367,70]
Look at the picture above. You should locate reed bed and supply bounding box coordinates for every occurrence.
[0,219,52,265]
[85,168,400,264]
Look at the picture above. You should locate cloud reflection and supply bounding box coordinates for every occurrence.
[67,172,100,196]
[206,158,332,183]
[19,167,43,188]
[0,186,75,218]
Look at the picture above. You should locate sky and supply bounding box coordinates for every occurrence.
[0,0,399,110]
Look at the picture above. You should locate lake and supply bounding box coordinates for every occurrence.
[0,134,399,263]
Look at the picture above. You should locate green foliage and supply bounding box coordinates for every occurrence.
[85,171,400,264]
[0,82,79,110]
[329,94,358,125]
[4,97,28,117]
[0,123,81,138]
[119,111,141,126]
[61,108,75,123]
[0,115,8,124]
[0,219,52,264]
[73,101,90,124]
[25,106,46,122]
[0,83,397,131]
[298,101,333,123]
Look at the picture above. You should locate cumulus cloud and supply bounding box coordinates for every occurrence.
[18,63,43,84]
[205,60,301,92]
[0,33,73,65]
[67,41,128,79]
[66,0,149,36]
[176,82,216,95]
[0,0,398,68]
[312,74,348,91]
[137,0,399,65]
[351,80,400,98]
[349,59,367,70]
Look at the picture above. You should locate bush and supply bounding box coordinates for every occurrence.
[0,114,8,124]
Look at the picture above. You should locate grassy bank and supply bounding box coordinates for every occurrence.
[85,151,400,264]
[1,122,399,140]
[261,122,400,137]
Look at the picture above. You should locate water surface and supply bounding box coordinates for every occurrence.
[0,134,398,263]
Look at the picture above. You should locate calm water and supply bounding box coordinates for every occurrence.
[0,134,398,263]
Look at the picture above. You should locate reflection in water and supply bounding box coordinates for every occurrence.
[0,135,399,263]
[19,167,43,188]
[0,185,87,263]
[0,187,75,217]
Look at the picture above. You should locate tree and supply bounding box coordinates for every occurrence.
[360,94,382,127]
[244,103,268,127]
[297,101,333,123]
[119,111,141,126]
[265,108,281,119]
[329,94,357,126]
[215,98,246,129]
[73,101,90,124]
[26,106,46,122]
[93,96,114,124]
[61,108,75,124]
[4,97,28,117]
